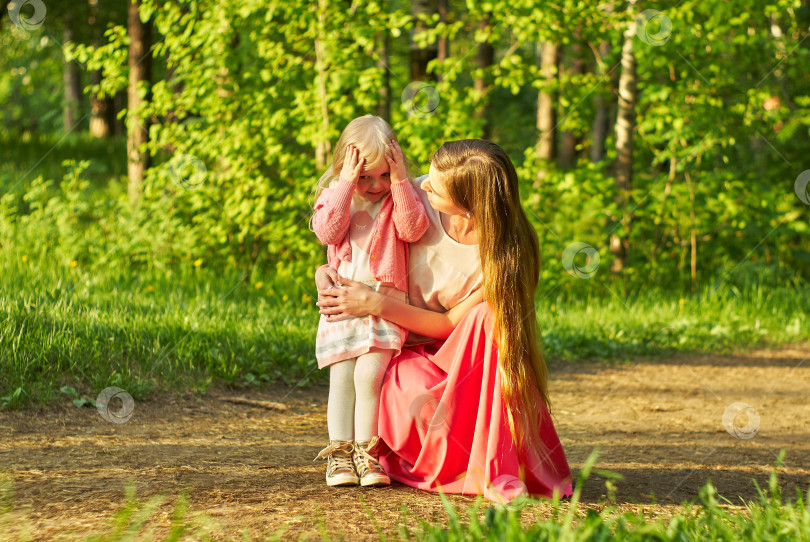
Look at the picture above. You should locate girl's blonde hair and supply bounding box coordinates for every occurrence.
[431,139,550,458]
[313,115,404,205]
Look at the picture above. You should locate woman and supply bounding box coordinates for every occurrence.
[316,139,572,502]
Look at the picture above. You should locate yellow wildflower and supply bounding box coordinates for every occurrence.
[194,258,203,267]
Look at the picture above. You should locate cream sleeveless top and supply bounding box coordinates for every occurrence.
[407,175,482,314]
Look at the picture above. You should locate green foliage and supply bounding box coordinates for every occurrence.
[4,0,810,286]
[0,27,63,136]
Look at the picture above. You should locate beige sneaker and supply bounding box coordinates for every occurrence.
[315,440,359,487]
[353,436,391,487]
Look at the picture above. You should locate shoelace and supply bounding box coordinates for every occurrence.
[315,441,351,459]
[315,441,355,475]
[354,445,382,474]
[328,452,355,475]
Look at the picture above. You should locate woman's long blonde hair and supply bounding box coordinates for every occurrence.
[431,139,550,456]
[313,115,406,205]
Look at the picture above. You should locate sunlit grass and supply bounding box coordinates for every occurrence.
[0,257,319,408]
[538,283,809,362]
[1,253,808,409]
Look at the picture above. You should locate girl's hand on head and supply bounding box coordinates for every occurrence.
[385,139,408,184]
[316,278,383,321]
[339,145,365,184]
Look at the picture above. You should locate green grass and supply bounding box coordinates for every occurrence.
[0,256,320,408]
[1,252,808,409]
[403,451,810,541]
[1,451,807,540]
[539,282,810,362]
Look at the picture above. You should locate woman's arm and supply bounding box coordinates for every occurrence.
[317,277,484,339]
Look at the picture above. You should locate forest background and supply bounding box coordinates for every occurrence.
[1,0,809,404]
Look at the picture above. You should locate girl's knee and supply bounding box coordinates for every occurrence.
[354,351,391,386]
[330,359,356,385]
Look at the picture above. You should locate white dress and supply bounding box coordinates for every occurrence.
[315,193,408,368]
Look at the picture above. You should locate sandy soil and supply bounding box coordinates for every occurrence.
[1,344,808,540]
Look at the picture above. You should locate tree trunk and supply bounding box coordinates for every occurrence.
[474,14,494,138]
[559,37,584,169]
[610,24,637,274]
[651,157,676,263]
[685,171,697,293]
[63,25,82,134]
[590,94,609,162]
[410,0,438,81]
[535,42,558,173]
[376,31,390,123]
[89,68,109,138]
[88,0,110,138]
[437,0,449,62]
[314,0,331,169]
[127,0,152,203]
[113,91,126,137]
[590,42,612,163]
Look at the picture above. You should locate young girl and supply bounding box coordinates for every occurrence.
[311,115,429,487]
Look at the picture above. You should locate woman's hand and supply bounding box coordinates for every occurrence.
[385,140,408,184]
[317,278,384,321]
[339,144,365,184]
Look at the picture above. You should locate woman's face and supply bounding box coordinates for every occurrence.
[422,164,467,216]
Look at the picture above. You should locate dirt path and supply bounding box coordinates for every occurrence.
[1,345,809,540]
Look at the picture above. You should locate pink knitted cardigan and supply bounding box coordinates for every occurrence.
[312,178,429,292]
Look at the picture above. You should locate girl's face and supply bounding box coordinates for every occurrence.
[422,164,467,216]
[356,160,391,203]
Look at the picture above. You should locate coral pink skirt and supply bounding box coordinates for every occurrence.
[377,302,573,502]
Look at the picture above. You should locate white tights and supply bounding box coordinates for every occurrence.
[327,350,392,443]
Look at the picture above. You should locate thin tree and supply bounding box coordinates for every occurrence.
[88,0,108,138]
[437,0,449,63]
[559,36,584,169]
[127,0,152,203]
[589,41,612,163]
[410,0,438,81]
[63,14,82,133]
[610,21,637,273]
[535,41,559,176]
[474,13,494,138]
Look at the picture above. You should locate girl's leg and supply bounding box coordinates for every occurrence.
[353,350,393,442]
[327,359,357,441]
